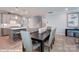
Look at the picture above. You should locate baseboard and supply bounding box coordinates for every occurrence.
[56,33,65,36]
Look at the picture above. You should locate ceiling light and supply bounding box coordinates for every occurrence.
[15,16,18,19]
[65,8,69,11]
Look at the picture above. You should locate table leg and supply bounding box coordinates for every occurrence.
[41,41,44,52]
[22,43,25,52]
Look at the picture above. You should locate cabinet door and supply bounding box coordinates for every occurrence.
[1,28,9,36]
[3,14,11,24]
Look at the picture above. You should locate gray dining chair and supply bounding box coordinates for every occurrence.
[44,28,56,52]
[20,31,40,52]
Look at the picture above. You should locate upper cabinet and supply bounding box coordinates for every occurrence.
[1,13,22,24]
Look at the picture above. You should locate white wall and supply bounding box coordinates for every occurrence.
[46,12,67,35]
[0,14,1,36]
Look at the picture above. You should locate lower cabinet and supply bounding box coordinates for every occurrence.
[1,28,9,36]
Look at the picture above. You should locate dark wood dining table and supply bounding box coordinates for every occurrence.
[30,29,51,52]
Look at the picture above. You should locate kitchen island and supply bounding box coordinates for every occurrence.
[9,27,26,41]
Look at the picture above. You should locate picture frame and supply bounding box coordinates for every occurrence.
[67,13,79,28]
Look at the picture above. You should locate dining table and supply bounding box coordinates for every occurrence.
[30,29,51,52]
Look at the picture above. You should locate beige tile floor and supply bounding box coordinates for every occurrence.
[0,35,79,52]
[0,36,22,52]
[51,35,79,52]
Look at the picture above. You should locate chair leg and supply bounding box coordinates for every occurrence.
[48,47,50,52]
[51,44,53,49]
[53,37,55,44]
[51,38,55,49]
[22,43,26,52]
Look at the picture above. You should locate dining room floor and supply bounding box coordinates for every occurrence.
[51,35,79,52]
[0,36,22,52]
[0,35,79,52]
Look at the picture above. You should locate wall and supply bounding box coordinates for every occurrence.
[46,12,67,35]
[0,14,1,36]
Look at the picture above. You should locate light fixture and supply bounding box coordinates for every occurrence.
[65,8,69,11]
[15,16,18,19]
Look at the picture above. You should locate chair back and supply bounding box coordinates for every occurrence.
[20,31,32,52]
[48,28,56,46]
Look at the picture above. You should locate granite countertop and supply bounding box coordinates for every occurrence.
[9,27,26,30]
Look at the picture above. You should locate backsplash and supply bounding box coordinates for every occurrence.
[28,16,42,28]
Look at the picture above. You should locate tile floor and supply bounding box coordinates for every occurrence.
[0,35,79,52]
[0,36,22,52]
[51,35,79,52]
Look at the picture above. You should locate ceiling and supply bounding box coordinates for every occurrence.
[0,7,79,16]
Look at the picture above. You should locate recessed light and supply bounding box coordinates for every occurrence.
[65,8,69,11]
